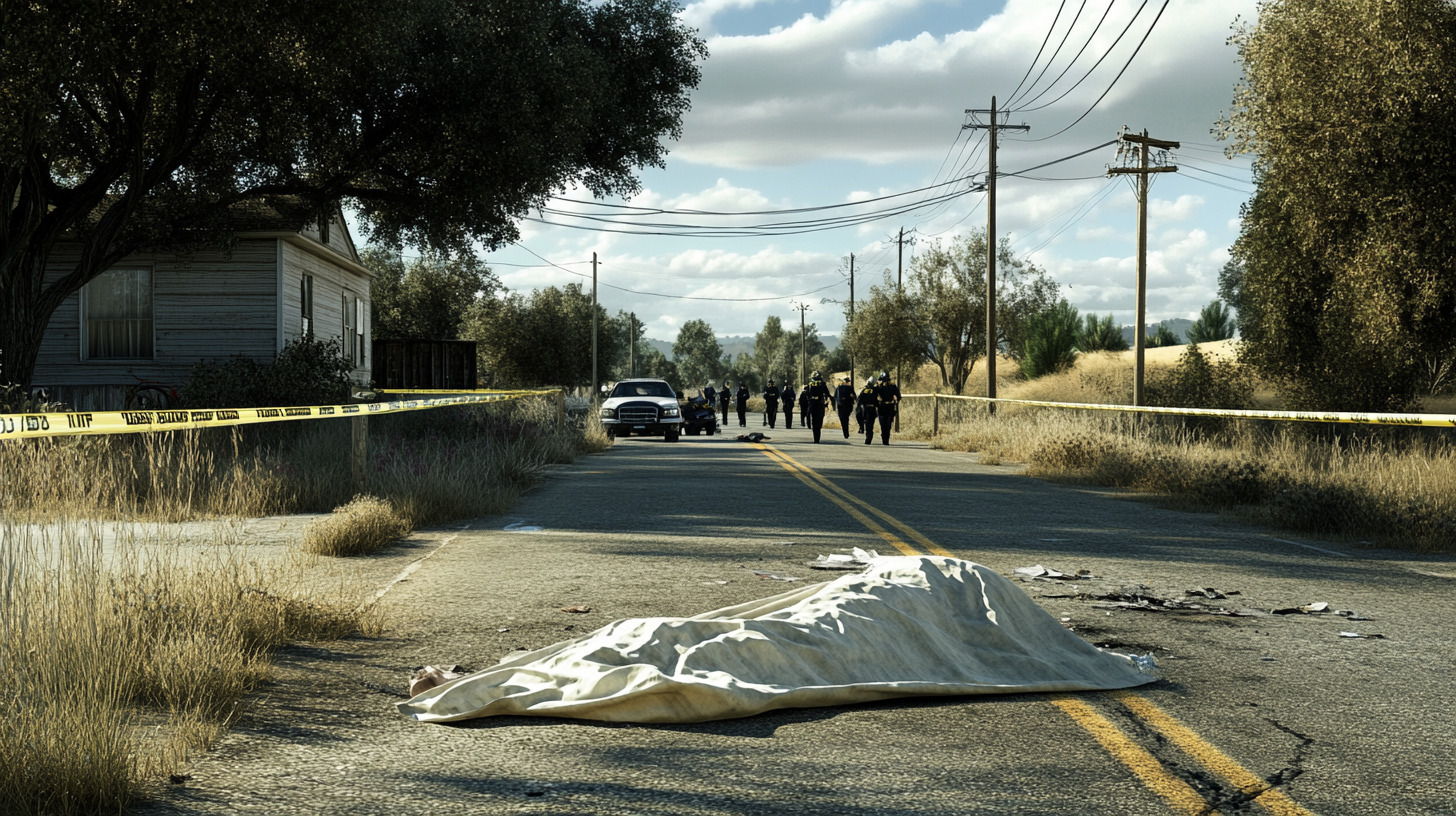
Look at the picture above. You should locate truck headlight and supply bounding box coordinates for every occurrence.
[600,407,616,418]
[662,407,679,417]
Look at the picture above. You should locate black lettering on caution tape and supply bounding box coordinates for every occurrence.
[67,413,94,429]
[217,410,239,420]
[343,405,360,414]
[189,411,214,422]
[122,412,153,426]
[319,406,336,415]
[284,407,311,417]
[257,409,281,418]
[23,415,50,431]
[156,411,188,424]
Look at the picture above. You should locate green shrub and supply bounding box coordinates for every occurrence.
[184,336,353,408]
[1145,322,1182,348]
[1021,300,1080,379]
[1076,313,1130,352]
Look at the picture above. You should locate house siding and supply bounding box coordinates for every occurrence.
[32,240,278,405]
[280,239,371,382]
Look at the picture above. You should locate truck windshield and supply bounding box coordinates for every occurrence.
[610,382,676,399]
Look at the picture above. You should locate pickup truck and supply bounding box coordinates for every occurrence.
[599,379,682,442]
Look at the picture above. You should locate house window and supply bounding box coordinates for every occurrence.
[300,274,314,336]
[342,292,355,364]
[354,297,365,367]
[83,268,153,359]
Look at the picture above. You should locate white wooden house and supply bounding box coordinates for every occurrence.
[31,203,372,410]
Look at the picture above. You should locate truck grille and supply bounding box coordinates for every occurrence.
[618,406,659,423]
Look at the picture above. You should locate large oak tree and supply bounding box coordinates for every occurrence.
[0,0,706,387]
[1219,0,1456,410]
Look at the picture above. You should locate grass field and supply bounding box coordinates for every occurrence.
[0,396,603,813]
[890,345,1456,554]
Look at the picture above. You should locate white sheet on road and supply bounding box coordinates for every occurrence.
[396,556,1155,724]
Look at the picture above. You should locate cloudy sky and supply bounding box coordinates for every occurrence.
[455,0,1258,342]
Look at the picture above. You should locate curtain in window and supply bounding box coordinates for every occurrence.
[87,269,153,358]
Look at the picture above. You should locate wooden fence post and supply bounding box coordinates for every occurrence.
[933,393,940,437]
[351,413,368,495]
[557,389,566,433]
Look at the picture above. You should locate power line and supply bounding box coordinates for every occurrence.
[1006,0,1090,110]
[549,169,984,218]
[1176,168,1254,194]
[513,244,844,302]
[1004,0,1069,105]
[1015,0,1168,142]
[1010,0,1119,112]
[1011,0,1148,115]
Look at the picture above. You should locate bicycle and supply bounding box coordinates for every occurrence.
[125,378,180,410]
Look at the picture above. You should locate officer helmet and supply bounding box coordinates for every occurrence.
[878,372,890,382]
[811,370,821,380]
[768,379,775,385]
[866,377,875,386]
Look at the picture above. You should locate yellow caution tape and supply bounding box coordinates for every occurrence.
[902,393,1456,427]
[0,390,558,441]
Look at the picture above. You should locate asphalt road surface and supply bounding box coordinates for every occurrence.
[146,422,1456,816]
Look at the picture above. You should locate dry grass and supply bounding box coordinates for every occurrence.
[911,349,1456,554]
[301,495,411,557]
[0,394,592,528]
[0,520,379,815]
[0,394,597,812]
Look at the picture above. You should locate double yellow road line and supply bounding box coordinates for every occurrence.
[753,442,1316,816]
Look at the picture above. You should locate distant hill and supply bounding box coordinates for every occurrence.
[643,334,840,360]
[1121,319,1195,346]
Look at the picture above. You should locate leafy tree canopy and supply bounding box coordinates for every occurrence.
[1186,300,1237,344]
[465,283,621,389]
[1076,313,1130,353]
[0,0,707,387]
[1021,299,1080,379]
[672,319,723,390]
[1146,323,1182,349]
[362,249,497,341]
[1218,0,1456,410]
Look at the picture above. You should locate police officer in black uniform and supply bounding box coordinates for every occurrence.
[780,380,796,428]
[763,379,779,428]
[833,375,856,439]
[860,376,878,444]
[873,371,901,445]
[803,371,832,442]
[735,382,750,426]
[718,380,732,426]
[702,381,716,408]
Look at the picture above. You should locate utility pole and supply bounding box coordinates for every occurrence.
[591,252,598,401]
[629,311,636,378]
[791,302,811,385]
[891,229,915,429]
[965,96,1028,415]
[848,253,855,386]
[1107,129,1179,406]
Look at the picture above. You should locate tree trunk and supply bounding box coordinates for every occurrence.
[0,251,66,390]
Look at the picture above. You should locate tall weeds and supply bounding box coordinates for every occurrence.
[0,395,591,527]
[922,400,1456,554]
[0,521,379,814]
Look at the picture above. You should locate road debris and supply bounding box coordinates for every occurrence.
[808,548,880,571]
[1090,589,1264,616]
[504,522,545,532]
[559,605,592,613]
[736,432,771,442]
[1185,587,1241,599]
[1338,631,1387,639]
[744,567,802,581]
[1012,565,1093,580]
[1272,602,1330,615]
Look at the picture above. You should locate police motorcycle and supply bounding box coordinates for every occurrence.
[679,393,720,436]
